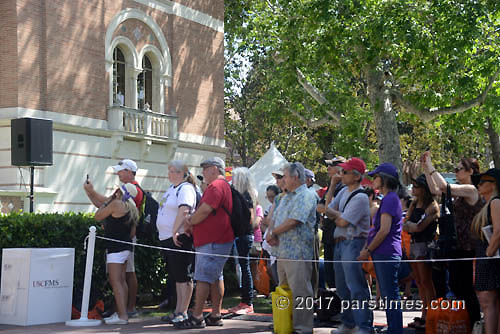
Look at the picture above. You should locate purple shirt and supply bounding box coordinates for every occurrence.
[367,191,403,257]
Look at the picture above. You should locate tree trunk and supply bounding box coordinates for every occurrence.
[486,117,500,168]
[367,69,403,174]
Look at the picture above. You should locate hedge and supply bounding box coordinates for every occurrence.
[0,212,166,306]
[0,213,240,309]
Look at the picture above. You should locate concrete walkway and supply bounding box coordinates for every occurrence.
[0,310,421,334]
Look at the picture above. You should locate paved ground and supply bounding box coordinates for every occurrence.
[0,310,422,333]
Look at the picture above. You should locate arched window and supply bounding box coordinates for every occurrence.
[138,55,153,110]
[113,47,126,106]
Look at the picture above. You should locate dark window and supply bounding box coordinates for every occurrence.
[138,55,153,110]
[113,48,126,106]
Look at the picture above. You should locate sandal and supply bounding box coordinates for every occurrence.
[173,315,206,329]
[205,313,223,327]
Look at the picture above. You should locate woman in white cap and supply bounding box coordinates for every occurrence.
[95,183,139,325]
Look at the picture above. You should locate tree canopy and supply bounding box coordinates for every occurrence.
[225,0,500,178]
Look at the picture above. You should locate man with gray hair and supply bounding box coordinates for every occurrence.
[175,156,234,329]
[266,162,317,334]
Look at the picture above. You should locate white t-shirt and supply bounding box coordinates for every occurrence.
[156,182,197,241]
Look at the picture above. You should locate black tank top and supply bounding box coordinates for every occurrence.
[409,206,437,243]
[104,212,133,254]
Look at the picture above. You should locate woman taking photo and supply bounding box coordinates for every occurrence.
[421,151,482,325]
[471,168,500,334]
[94,183,139,325]
[157,160,197,324]
[403,175,438,329]
[359,163,403,334]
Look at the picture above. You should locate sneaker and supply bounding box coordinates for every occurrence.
[229,302,253,314]
[161,312,179,324]
[128,309,138,318]
[173,314,206,329]
[103,312,117,321]
[331,325,358,334]
[172,313,188,323]
[104,313,128,325]
[235,303,253,315]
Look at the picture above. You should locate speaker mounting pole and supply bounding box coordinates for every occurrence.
[30,166,34,213]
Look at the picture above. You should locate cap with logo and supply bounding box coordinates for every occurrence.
[112,159,138,172]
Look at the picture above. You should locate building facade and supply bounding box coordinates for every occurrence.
[0,0,225,212]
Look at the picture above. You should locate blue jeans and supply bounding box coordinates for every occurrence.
[372,253,403,334]
[334,238,373,333]
[235,234,254,305]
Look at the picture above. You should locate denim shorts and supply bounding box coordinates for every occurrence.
[194,242,233,283]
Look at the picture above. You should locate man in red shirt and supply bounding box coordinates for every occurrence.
[85,159,143,317]
[175,157,234,329]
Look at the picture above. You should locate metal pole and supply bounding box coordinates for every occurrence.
[30,166,34,213]
[66,226,101,326]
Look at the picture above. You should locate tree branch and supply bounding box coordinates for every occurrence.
[392,66,500,122]
[296,68,342,123]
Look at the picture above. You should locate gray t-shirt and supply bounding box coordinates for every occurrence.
[329,186,371,239]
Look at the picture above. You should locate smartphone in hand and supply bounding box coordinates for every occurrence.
[86,174,89,184]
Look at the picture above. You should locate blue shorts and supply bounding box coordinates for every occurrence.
[194,242,233,283]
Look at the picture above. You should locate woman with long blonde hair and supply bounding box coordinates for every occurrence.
[228,167,258,315]
[471,169,500,334]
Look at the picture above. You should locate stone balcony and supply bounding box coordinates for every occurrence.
[107,105,178,139]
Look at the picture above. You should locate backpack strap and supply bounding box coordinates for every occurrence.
[175,182,198,210]
[341,189,365,213]
[133,183,146,214]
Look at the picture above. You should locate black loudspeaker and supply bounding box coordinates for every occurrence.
[11,118,53,166]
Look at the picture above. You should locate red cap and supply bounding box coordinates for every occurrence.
[339,157,366,175]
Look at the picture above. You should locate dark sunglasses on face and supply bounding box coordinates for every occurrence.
[274,175,283,180]
[454,166,465,173]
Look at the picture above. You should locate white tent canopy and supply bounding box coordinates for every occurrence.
[249,142,288,209]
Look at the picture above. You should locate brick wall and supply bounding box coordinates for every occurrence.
[9,0,224,139]
[0,1,18,108]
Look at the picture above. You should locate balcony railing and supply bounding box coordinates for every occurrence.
[108,106,177,139]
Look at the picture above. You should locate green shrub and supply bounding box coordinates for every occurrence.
[0,212,166,306]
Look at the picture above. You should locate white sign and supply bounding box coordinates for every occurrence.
[0,248,75,326]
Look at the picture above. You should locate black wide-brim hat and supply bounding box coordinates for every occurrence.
[411,174,431,193]
[472,168,500,189]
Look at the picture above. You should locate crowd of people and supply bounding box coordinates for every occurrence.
[83,152,500,334]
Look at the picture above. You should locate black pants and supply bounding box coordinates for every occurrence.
[448,250,481,324]
[323,242,336,288]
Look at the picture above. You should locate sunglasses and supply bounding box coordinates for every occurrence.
[478,179,494,186]
[342,170,357,175]
[274,174,283,180]
[454,166,465,173]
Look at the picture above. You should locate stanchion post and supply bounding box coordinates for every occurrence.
[66,226,101,326]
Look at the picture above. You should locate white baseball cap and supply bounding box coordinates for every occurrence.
[112,159,138,172]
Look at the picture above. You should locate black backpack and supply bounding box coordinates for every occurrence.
[176,182,202,210]
[135,184,159,240]
[221,184,252,238]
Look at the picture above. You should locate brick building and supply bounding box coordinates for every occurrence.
[0,0,225,212]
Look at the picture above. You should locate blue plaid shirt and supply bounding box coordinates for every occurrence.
[273,184,317,260]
